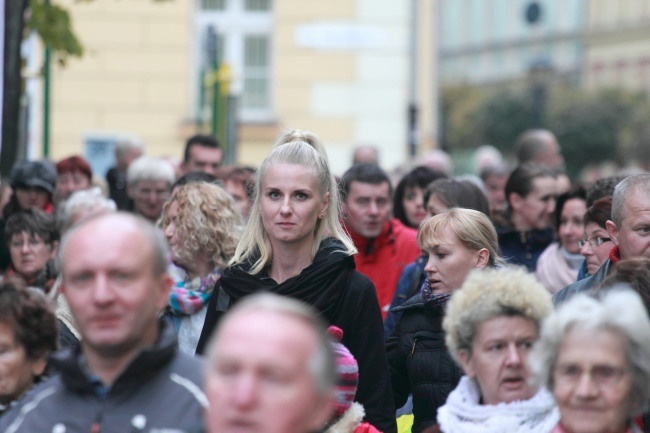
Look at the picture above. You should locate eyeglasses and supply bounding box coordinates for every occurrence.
[10,238,45,249]
[554,364,628,388]
[578,236,611,249]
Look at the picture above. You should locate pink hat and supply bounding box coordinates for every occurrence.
[328,326,359,418]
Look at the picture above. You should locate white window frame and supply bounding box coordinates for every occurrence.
[193,0,274,123]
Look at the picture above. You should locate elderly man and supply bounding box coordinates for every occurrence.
[0,213,206,433]
[126,156,175,222]
[204,293,335,433]
[554,174,650,304]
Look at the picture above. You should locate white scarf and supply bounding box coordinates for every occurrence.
[438,376,560,433]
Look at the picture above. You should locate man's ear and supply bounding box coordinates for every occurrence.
[156,273,174,311]
[606,219,619,246]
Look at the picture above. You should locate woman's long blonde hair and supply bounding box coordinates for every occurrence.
[230,129,356,274]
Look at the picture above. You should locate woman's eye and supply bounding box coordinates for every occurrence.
[268,191,281,199]
[295,192,308,200]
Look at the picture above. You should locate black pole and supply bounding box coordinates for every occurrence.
[2,0,29,177]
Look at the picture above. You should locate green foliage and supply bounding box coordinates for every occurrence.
[28,0,84,66]
[442,83,650,175]
[549,88,642,174]
[476,89,539,154]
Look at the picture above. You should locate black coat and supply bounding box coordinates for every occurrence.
[196,239,397,433]
[386,293,463,433]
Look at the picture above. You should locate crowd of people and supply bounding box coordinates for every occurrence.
[0,126,649,433]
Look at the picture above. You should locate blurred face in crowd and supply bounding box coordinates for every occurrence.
[0,321,47,405]
[402,186,427,228]
[580,222,613,275]
[536,136,564,170]
[61,215,171,377]
[553,328,633,433]
[9,231,57,280]
[184,145,223,176]
[57,170,91,201]
[426,193,448,218]
[510,176,557,231]
[606,189,650,260]
[14,187,50,211]
[344,181,391,239]
[422,225,488,294]
[205,309,332,433]
[225,179,251,221]
[458,316,538,405]
[559,198,587,254]
[483,173,507,212]
[129,180,171,222]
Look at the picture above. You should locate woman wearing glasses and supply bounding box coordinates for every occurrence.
[579,196,614,277]
[532,289,650,433]
[535,189,587,294]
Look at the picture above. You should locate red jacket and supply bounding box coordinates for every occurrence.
[349,219,420,318]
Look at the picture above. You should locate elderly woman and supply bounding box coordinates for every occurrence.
[0,281,57,414]
[159,182,241,355]
[531,289,650,433]
[3,209,59,293]
[386,208,503,433]
[436,267,559,433]
[197,129,396,433]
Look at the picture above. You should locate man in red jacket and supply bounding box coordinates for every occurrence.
[340,163,421,318]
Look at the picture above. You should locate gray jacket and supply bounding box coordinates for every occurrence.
[552,259,613,306]
[0,322,207,433]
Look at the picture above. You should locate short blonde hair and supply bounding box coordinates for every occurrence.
[158,183,242,268]
[443,267,553,364]
[417,208,502,268]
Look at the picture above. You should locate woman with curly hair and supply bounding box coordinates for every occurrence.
[159,182,242,354]
[436,267,558,433]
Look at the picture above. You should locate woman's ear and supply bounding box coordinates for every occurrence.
[457,349,475,378]
[475,248,490,269]
[319,192,330,218]
[49,241,59,260]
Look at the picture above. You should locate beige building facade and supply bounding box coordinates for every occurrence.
[583,0,650,93]
[33,0,438,176]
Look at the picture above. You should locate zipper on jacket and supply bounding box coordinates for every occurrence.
[410,337,418,355]
[90,411,103,433]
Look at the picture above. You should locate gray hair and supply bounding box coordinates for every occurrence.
[60,212,169,277]
[611,174,650,227]
[57,187,117,233]
[114,137,144,159]
[444,267,552,364]
[530,287,650,417]
[206,293,336,396]
[126,157,176,187]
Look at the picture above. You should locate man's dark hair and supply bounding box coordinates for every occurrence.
[586,175,628,207]
[339,163,392,201]
[183,134,221,163]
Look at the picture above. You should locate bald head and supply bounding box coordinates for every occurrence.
[515,129,564,170]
